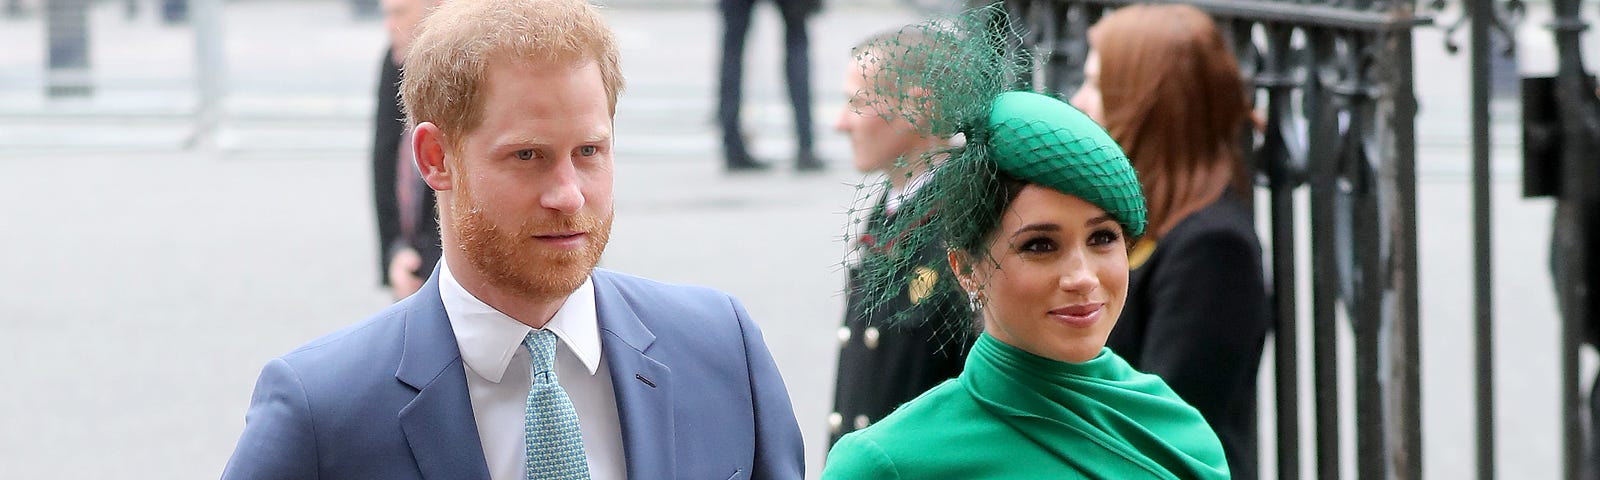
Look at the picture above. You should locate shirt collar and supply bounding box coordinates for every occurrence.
[885,167,935,215]
[439,259,604,383]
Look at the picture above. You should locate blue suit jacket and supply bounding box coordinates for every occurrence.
[223,269,805,479]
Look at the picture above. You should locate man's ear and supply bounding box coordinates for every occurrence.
[414,121,453,191]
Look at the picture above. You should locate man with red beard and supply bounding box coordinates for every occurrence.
[221,0,805,478]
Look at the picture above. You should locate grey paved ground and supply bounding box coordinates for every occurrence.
[0,0,1586,478]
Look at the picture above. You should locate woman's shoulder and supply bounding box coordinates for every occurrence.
[823,382,969,478]
[852,379,973,439]
[1157,194,1262,257]
[823,379,1062,479]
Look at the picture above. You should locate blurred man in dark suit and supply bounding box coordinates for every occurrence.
[717,0,826,173]
[372,0,440,299]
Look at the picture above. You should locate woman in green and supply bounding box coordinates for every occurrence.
[822,6,1230,479]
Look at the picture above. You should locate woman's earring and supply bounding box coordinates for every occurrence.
[967,290,984,312]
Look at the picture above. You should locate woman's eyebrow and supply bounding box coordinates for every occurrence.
[1010,223,1060,238]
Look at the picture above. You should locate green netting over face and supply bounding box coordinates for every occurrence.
[847,4,1026,141]
[844,4,1146,340]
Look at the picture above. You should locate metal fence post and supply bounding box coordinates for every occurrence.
[1386,15,1424,480]
[1467,0,1498,477]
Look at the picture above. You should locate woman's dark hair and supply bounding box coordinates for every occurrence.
[956,171,1030,258]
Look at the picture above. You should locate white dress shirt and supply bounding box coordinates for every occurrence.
[439,260,627,480]
[883,167,934,215]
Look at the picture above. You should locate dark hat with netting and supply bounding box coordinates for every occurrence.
[847,4,1146,335]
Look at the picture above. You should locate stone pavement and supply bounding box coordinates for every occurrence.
[0,1,1584,478]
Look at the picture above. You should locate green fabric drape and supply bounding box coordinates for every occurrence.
[964,333,1229,479]
[823,333,1229,479]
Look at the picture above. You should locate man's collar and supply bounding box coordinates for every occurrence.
[439,259,603,383]
[885,166,936,214]
[544,278,602,374]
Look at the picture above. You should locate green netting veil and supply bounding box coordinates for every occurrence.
[846,4,1147,339]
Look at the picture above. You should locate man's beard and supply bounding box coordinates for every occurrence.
[450,188,612,304]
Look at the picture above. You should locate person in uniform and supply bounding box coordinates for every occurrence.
[822,8,1229,478]
[827,30,972,447]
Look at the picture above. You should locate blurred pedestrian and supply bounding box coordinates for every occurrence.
[823,8,1228,478]
[352,0,380,20]
[222,0,804,477]
[1069,5,1272,479]
[1548,82,1600,480]
[159,0,186,23]
[717,0,826,172]
[372,0,439,300]
[827,29,970,448]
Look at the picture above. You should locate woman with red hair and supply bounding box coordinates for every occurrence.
[1070,5,1272,479]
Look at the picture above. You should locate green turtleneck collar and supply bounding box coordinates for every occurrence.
[961,333,1231,479]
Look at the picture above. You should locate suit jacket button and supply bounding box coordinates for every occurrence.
[863,327,881,349]
[837,326,852,345]
[828,412,843,434]
[853,414,872,430]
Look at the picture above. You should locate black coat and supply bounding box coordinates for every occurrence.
[1106,192,1272,480]
[371,47,440,286]
[829,200,971,447]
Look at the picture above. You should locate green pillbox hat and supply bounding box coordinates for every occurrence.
[986,91,1148,238]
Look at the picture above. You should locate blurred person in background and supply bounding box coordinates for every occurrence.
[222,0,805,477]
[160,0,186,23]
[372,0,440,300]
[717,0,826,172]
[823,9,1228,477]
[352,0,380,19]
[1070,5,1272,479]
[827,29,970,448]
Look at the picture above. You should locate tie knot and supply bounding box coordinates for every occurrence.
[523,329,559,382]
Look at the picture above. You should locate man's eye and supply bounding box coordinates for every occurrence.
[514,149,536,161]
[578,145,598,156]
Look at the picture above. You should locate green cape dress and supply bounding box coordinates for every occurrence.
[822,333,1230,479]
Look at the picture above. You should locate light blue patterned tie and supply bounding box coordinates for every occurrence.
[523,330,591,480]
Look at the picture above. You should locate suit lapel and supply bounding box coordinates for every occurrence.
[396,270,492,480]
[593,270,677,479]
